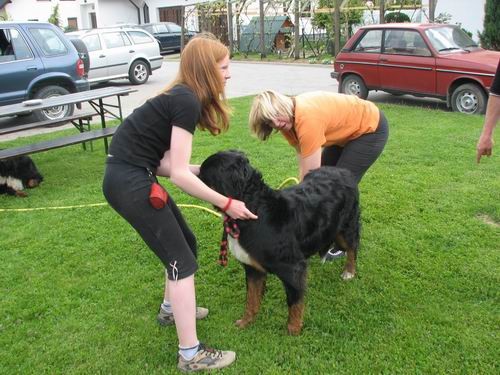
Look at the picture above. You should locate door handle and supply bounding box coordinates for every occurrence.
[99,54,106,58]
[129,50,135,53]
[26,66,38,71]
[380,58,388,62]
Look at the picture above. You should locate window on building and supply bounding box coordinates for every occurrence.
[143,4,150,24]
[67,17,78,32]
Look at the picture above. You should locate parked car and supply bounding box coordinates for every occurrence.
[138,22,195,54]
[331,23,500,114]
[66,26,163,85]
[0,21,89,121]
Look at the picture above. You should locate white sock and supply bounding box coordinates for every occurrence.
[161,300,173,313]
[179,342,200,361]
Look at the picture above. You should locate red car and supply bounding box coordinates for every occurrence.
[332,23,500,114]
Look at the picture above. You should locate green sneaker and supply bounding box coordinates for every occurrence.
[177,343,236,372]
[157,306,209,326]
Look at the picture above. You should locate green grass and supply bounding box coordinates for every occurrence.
[0,98,498,374]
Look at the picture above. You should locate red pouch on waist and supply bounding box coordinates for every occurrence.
[149,182,168,209]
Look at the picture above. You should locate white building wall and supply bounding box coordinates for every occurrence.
[5,0,80,28]
[97,0,138,27]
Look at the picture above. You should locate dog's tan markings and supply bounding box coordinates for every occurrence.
[287,302,304,335]
[235,274,267,328]
[336,234,357,280]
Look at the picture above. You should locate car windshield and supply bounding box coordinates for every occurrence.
[424,26,478,52]
[167,23,182,32]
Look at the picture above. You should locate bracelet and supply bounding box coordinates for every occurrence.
[222,197,233,212]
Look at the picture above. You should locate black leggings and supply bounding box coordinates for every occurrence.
[321,110,389,184]
[102,158,198,281]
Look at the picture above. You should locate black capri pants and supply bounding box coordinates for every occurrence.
[321,110,389,184]
[103,157,198,281]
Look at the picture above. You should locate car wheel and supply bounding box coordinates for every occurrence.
[129,60,149,85]
[33,86,74,122]
[340,74,368,99]
[451,83,487,115]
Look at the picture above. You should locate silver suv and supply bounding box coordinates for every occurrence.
[66,26,163,85]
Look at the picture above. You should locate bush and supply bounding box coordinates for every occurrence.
[385,12,411,23]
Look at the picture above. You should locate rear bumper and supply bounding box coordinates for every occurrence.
[150,56,163,72]
[75,79,90,93]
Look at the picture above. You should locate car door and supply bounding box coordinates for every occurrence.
[0,26,42,104]
[81,33,108,81]
[100,31,132,78]
[378,29,436,95]
[337,29,383,89]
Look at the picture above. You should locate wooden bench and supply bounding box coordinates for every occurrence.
[0,111,95,136]
[0,126,117,160]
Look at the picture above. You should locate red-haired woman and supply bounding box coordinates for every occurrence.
[103,34,257,372]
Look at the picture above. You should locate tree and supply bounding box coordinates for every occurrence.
[385,11,410,23]
[48,5,61,28]
[479,0,500,51]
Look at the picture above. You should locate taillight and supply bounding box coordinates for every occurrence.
[76,58,85,77]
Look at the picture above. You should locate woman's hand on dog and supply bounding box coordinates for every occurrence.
[226,199,258,220]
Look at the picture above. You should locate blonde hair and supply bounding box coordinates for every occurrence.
[162,32,230,135]
[248,90,294,140]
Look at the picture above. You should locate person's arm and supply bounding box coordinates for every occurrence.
[157,150,199,177]
[298,148,322,181]
[168,126,257,220]
[476,94,500,163]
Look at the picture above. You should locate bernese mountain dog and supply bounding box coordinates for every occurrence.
[0,155,43,197]
[199,150,361,335]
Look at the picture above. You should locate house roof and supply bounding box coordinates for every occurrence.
[239,16,294,53]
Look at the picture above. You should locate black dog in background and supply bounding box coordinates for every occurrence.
[199,150,360,335]
[0,155,43,197]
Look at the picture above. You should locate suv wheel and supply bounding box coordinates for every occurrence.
[340,74,368,99]
[451,83,487,115]
[33,86,74,122]
[129,60,149,85]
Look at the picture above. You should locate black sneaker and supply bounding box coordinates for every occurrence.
[177,343,236,372]
[322,248,345,263]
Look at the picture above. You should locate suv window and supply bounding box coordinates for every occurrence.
[29,27,67,56]
[154,24,169,33]
[353,29,382,53]
[102,31,131,48]
[167,24,182,33]
[0,28,33,62]
[82,34,101,52]
[128,30,154,44]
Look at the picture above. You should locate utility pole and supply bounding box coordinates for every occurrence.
[227,0,234,56]
[259,0,266,58]
[429,0,436,22]
[379,0,385,24]
[294,0,300,59]
[333,0,340,57]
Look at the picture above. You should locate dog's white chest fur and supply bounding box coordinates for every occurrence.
[227,237,252,265]
[0,176,24,191]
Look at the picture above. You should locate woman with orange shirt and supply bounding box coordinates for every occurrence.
[249,90,388,260]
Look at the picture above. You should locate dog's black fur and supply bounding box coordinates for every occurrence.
[0,155,43,197]
[199,150,361,335]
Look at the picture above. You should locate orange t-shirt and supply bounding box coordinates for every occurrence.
[281,92,380,157]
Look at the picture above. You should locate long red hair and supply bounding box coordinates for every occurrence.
[163,33,230,135]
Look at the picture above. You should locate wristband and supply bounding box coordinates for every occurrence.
[222,197,233,212]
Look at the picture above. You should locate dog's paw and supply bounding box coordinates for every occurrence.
[15,190,28,198]
[235,318,250,329]
[341,270,355,280]
[287,324,302,336]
